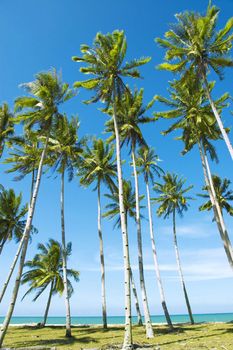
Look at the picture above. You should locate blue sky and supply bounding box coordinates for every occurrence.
[0,0,233,318]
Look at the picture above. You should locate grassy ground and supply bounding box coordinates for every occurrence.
[3,323,233,349]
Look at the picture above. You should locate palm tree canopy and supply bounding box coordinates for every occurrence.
[14,69,74,134]
[104,88,155,151]
[0,187,36,245]
[199,174,233,216]
[46,115,83,181]
[21,239,79,301]
[0,103,14,156]
[4,131,42,181]
[153,173,193,219]
[78,138,117,191]
[72,30,150,106]
[103,179,144,228]
[156,2,233,79]
[154,72,228,160]
[136,146,164,184]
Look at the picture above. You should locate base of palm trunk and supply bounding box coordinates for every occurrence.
[122,345,134,350]
[161,301,173,329]
[65,329,72,338]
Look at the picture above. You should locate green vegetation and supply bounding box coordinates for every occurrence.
[3,323,233,349]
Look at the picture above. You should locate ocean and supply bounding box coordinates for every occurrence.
[1,313,233,325]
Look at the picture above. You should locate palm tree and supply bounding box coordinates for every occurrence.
[0,69,74,346]
[0,103,14,158]
[105,89,155,337]
[0,131,41,304]
[136,146,173,329]
[156,2,233,159]
[47,115,82,337]
[0,188,28,255]
[103,179,144,327]
[21,239,79,327]
[153,173,194,324]
[78,138,117,329]
[72,30,150,348]
[154,73,233,268]
[199,175,233,218]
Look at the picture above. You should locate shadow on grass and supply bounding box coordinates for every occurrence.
[6,336,97,348]
[158,331,225,347]
[152,325,204,335]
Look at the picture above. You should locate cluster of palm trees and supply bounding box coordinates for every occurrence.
[0,2,233,349]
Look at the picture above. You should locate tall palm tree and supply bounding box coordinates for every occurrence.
[21,239,79,327]
[0,103,14,158]
[103,179,144,327]
[154,73,233,268]
[0,69,74,346]
[153,173,194,324]
[0,131,41,304]
[136,147,173,329]
[72,30,150,348]
[199,175,233,217]
[156,2,233,159]
[105,89,155,337]
[0,188,28,255]
[78,138,117,329]
[47,115,82,337]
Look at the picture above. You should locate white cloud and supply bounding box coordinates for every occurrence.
[81,247,233,281]
[160,223,214,238]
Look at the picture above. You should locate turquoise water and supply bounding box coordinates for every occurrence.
[1,313,233,325]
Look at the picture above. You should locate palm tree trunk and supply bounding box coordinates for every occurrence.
[0,236,24,304]
[97,183,107,329]
[145,179,173,329]
[0,238,7,256]
[202,74,233,161]
[131,148,154,338]
[0,134,50,347]
[60,171,72,338]
[130,269,143,326]
[0,142,5,159]
[125,213,143,327]
[198,140,233,268]
[0,170,36,303]
[0,225,13,256]
[172,209,194,324]
[41,281,54,327]
[112,88,133,350]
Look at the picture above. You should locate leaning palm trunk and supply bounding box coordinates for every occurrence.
[97,183,107,329]
[145,179,173,328]
[172,209,194,324]
[0,134,49,346]
[202,75,233,161]
[0,171,36,303]
[41,281,54,327]
[198,140,233,268]
[61,171,72,337]
[0,238,7,256]
[131,148,154,338]
[130,269,143,326]
[0,226,12,255]
[0,143,5,159]
[112,91,132,350]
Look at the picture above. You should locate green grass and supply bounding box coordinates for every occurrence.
[3,323,233,349]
